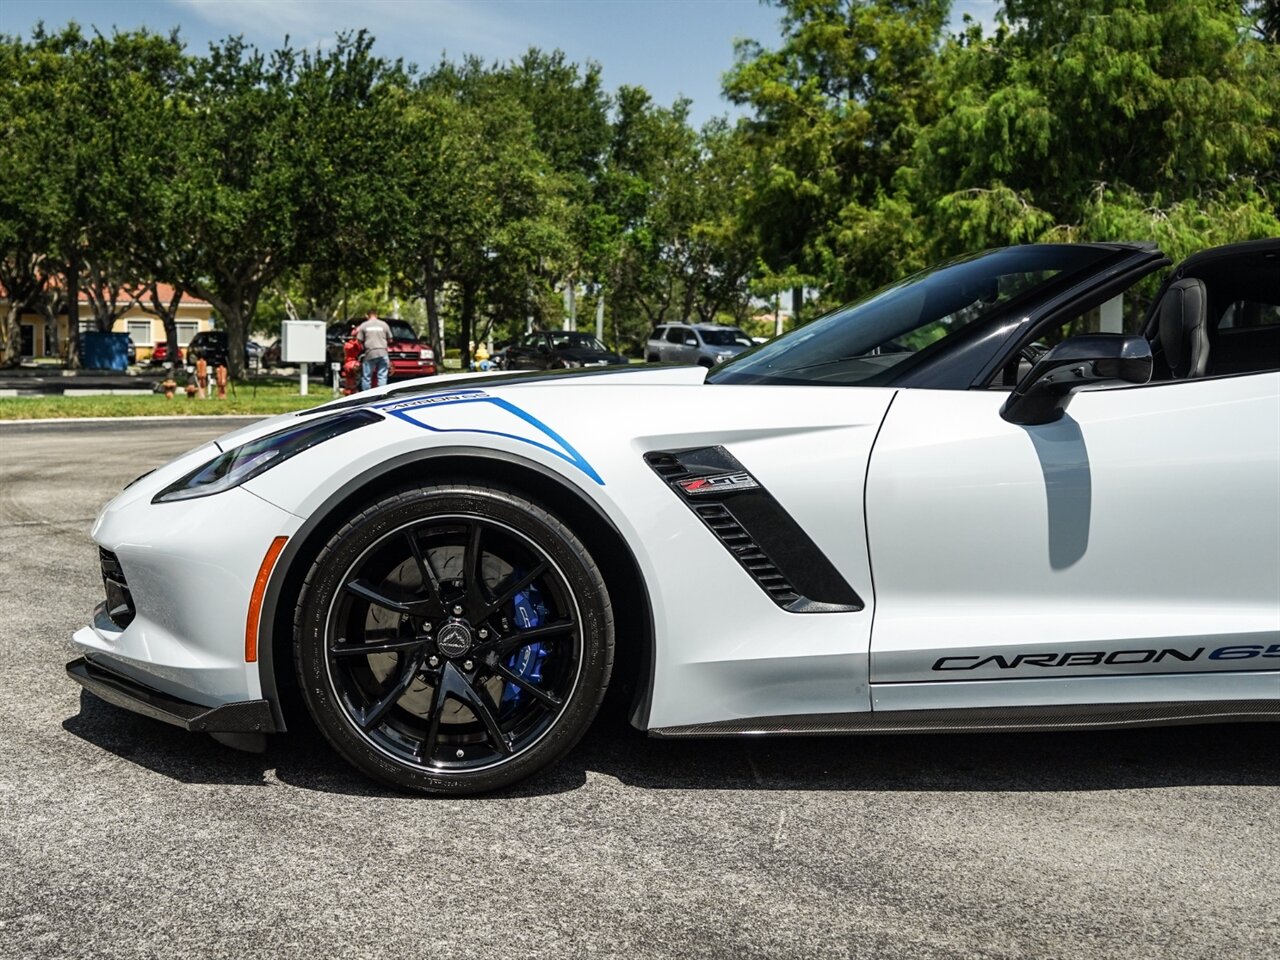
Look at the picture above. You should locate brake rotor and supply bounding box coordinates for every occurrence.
[365,547,511,724]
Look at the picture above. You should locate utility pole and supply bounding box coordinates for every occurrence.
[67,249,80,368]
[563,281,577,331]
[595,288,605,342]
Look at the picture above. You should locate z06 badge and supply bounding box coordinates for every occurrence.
[677,472,760,496]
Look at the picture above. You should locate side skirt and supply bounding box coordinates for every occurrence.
[648,700,1280,738]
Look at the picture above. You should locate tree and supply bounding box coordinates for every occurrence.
[912,0,1280,262]
[0,27,200,364]
[101,29,199,366]
[724,0,950,302]
[682,120,758,325]
[497,50,613,332]
[594,89,757,349]
[394,61,571,367]
[73,29,187,337]
[159,33,404,378]
[601,88,702,332]
[0,33,55,364]
[0,26,98,364]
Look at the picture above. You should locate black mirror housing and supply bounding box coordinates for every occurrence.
[1001,334,1152,426]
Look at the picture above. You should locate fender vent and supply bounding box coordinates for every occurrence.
[692,503,801,605]
[646,454,685,479]
[645,447,863,614]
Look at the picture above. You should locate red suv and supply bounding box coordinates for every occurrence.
[323,319,436,382]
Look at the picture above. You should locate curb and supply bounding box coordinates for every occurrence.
[0,414,266,430]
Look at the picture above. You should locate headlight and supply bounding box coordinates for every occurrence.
[420,347,433,360]
[716,353,733,362]
[153,410,381,503]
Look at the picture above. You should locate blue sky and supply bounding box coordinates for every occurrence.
[1,0,999,127]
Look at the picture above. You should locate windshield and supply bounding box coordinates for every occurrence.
[388,321,419,342]
[550,332,608,351]
[709,245,1113,386]
[699,328,752,347]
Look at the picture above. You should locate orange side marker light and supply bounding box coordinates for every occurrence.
[246,536,289,663]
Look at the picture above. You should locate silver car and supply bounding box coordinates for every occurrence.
[646,323,754,367]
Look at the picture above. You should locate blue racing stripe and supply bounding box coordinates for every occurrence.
[374,390,604,485]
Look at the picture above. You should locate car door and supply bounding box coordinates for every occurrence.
[508,333,544,370]
[648,326,667,362]
[664,326,694,364]
[504,333,527,368]
[865,278,1280,713]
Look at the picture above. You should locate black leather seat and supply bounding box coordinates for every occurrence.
[1156,277,1210,378]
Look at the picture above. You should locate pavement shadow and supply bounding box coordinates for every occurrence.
[63,688,396,795]
[547,712,1280,796]
[64,689,1279,799]
[63,688,275,788]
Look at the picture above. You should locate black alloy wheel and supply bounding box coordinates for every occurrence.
[295,483,613,794]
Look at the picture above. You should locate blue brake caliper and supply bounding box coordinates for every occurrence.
[502,576,549,709]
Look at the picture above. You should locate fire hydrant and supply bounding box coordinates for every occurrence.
[341,333,362,395]
[160,379,177,399]
[195,357,208,399]
[215,364,228,400]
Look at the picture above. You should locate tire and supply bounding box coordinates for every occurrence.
[294,482,614,795]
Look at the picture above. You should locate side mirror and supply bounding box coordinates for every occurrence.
[1000,334,1152,426]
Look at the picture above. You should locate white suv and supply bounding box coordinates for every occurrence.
[645,323,754,367]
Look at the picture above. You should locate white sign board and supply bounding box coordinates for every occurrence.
[281,320,327,364]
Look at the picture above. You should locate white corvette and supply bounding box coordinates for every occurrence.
[69,241,1280,794]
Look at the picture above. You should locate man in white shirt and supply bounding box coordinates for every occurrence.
[355,308,392,391]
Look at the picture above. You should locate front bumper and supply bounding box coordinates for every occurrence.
[389,358,436,379]
[73,477,303,720]
[67,655,277,751]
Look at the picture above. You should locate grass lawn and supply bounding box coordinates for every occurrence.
[0,381,334,420]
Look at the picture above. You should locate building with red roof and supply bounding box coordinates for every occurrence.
[1,284,215,363]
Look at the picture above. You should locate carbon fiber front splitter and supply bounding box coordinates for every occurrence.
[67,656,277,752]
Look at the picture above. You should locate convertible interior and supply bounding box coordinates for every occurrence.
[1156,242,1280,380]
[994,240,1279,387]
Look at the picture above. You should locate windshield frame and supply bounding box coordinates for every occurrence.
[708,244,1133,389]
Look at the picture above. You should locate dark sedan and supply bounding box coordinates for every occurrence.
[503,330,628,370]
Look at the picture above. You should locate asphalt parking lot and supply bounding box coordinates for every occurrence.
[1,418,1276,960]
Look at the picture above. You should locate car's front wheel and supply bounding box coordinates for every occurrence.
[294,483,613,794]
